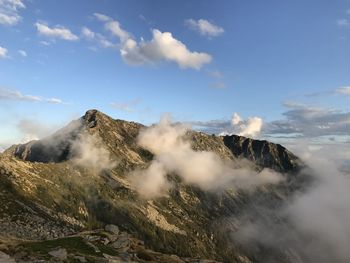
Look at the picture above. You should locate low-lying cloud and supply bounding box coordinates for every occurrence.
[70,133,116,173]
[130,115,281,198]
[233,143,350,263]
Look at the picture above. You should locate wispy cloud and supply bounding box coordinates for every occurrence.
[105,20,130,42]
[0,46,8,58]
[93,12,111,22]
[335,86,350,95]
[81,26,95,39]
[94,14,212,70]
[81,26,116,49]
[185,19,224,38]
[18,49,27,57]
[0,0,25,26]
[266,102,350,138]
[207,69,226,89]
[337,19,349,27]
[0,87,66,104]
[35,22,79,41]
[110,99,141,113]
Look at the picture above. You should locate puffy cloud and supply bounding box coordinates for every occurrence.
[0,0,25,26]
[232,113,263,138]
[231,112,242,126]
[94,15,212,70]
[18,49,26,57]
[35,22,79,41]
[185,19,224,37]
[121,29,212,69]
[335,86,350,95]
[0,87,65,104]
[0,46,8,58]
[129,115,281,198]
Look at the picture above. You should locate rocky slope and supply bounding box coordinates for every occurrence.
[0,110,307,263]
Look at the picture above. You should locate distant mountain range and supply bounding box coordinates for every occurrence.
[0,109,309,263]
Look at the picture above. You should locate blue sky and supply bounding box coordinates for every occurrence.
[1,0,350,149]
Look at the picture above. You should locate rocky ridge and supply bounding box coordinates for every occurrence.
[0,109,306,263]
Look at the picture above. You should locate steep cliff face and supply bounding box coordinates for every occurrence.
[0,110,306,263]
[223,135,301,173]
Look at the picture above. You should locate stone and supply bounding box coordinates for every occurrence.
[48,248,67,261]
[105,224,120,235]
[0,251,15,263]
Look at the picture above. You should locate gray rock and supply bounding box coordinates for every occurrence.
[48,248,67,261]
[74,256,87,262]
[0,251,16,263]
[105,224,119,235]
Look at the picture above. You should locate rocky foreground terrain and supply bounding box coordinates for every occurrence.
[0,110,308,262]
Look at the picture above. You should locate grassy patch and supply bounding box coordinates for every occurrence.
[22,237,99,257]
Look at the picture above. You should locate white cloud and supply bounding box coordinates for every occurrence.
[94,15,212,70]
[93,12,111,22]
[121,29,212,70]
[71,133,116,173]
[335,86,350,95]
[105,20,130,42]
[0,46,8,58]
[0,87,40,101]
[337,19,349,26]
[232,112,242,126]
[0,87,65,104]
[46,97,63,104]
[81,26,95,39]
[18,49,27,57]
[130,115,281,198]
[185,19,224,37]
[0,0,25,26]
[35,22,79,41]
[81,26,116,49]
[231,113,263,138]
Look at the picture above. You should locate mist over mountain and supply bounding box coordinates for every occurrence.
[2,109,347,262]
